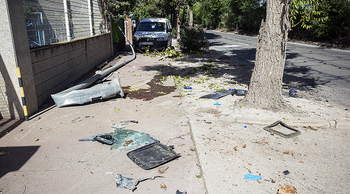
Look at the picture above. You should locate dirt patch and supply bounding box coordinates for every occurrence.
[197,107,222,117]
[125,75,176,100]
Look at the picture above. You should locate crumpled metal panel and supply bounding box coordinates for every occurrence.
[51,77,124,108]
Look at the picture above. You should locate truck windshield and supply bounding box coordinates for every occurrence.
[137,22,166,32]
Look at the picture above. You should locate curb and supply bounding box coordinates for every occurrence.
[235,117,349,129]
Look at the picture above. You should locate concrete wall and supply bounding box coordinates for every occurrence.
[31,33,113,105]
[0,0,38,119]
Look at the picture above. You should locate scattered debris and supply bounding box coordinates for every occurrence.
[111,120,138,129]
[199,90,233,99]
[160,184,167,191]
[72,116,94,123]
[277,185,297,194]
[204,120,212,124]
[234,89,247,96]
[289,90,298,97]
[242,144,247,148]
[79,128,156,151]
[176,190,187,194]
[94,135,115,145]
[184,86,192,89]
[158,166,169,174]
[283,151,290,154]
[196,174,202,178]
[123,140,133,146]
[283,170,290,175]
[309,126,318,131]
[214,102,221,105]
[115,173,164,191]
[263,121,301,138]
[0,151,8,156]
[244,174,262,180]
[127,141,181,170]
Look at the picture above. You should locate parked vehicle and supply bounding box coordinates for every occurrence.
[133,18,172,50]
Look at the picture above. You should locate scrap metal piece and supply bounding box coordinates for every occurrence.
[234,89,247,96]
[263,120,301,138]
[51,77,124,108]
[94,135,114,145]
[78,134,115,145]
[115,173,164,191]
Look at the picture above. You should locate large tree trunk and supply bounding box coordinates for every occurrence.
[241,0,290,111]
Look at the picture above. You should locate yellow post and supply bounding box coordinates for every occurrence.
[16,67,29,121]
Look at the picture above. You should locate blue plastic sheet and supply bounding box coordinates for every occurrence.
[244,174,262,180]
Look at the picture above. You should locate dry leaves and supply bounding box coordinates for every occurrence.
[243,144,246,148]
[158,166,169,174]
[309,126,318,131]
[123,140,133,146]
[160,184,167,191]
[277,185,297,194]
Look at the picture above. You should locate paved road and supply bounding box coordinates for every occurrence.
[205,30,350,108]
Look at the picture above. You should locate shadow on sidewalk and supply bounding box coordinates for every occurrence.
[0,146,40,178]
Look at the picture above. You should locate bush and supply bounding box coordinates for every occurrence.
[179,25,209,53]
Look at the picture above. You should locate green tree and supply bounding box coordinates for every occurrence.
[223,0,264,32]
[311,0,350,39]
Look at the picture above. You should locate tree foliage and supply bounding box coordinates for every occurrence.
[98,0,136,19]
[179,25,209,52]
[99,0,350,43]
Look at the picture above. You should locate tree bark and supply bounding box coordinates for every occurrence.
[176,4,180,40]
[241,0,290,111]
[189,6,193,26]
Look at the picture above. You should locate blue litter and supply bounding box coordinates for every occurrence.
[244,126,247,128]
[244,174,262,180]
[184,86,192,89]
[214,102,221,105]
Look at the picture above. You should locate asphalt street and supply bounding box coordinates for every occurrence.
[205,30,350,108]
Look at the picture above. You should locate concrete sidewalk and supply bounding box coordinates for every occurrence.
[0,45,349,194]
